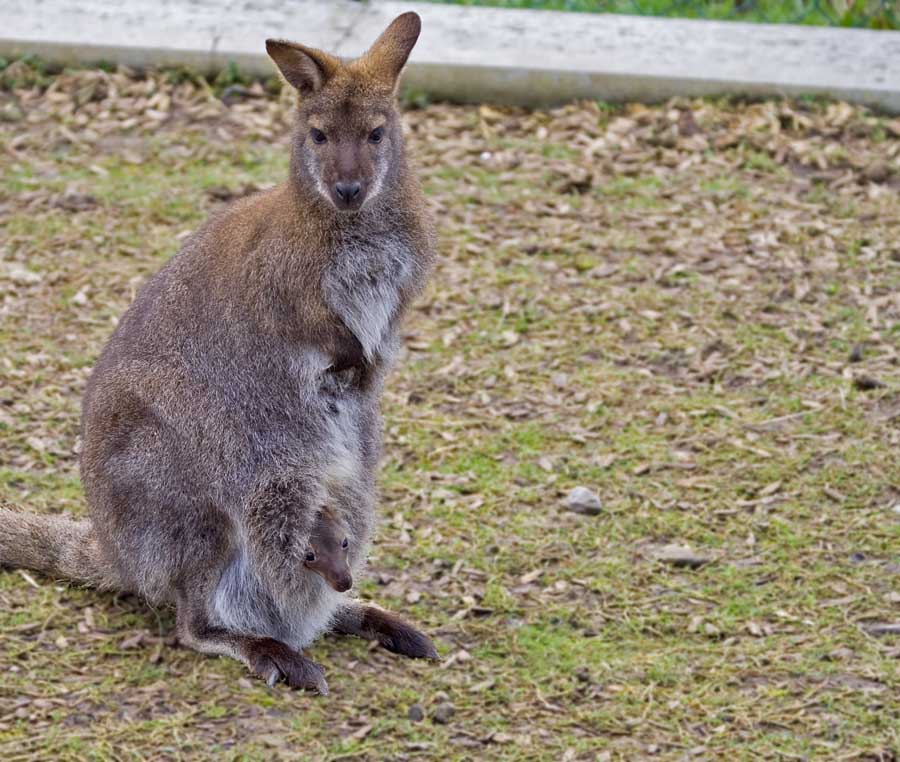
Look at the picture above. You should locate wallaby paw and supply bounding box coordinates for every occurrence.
[246,638,329,694]
[378,623,440,661]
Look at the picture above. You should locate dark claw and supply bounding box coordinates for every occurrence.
[246,638,329,694]
[378,622,440,660]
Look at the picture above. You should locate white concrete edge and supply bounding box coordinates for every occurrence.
[1,1,899,113]
[402,62,900,113]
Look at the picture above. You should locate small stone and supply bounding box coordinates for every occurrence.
[3,263,42,285]
[500,330,519,347]
[651,544,712,569]
[863,161,890,183]
[407,703,424,722]
[564,486,602,516]
[864,622,900,636]
[25,436,47,454]
[432,701,455,725]
[259,734,287,749]
[53,191,98,212]
[854,375,885,391]
[0,99,24,123]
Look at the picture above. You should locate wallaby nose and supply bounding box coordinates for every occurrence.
[333,574,352,593]
[335,182,361,204]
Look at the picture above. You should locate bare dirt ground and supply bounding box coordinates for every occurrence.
[0,61,899,760]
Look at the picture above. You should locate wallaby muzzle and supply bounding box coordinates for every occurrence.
[332,180,366,212]
[320,567,353,593]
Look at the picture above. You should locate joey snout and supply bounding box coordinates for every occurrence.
[327,569,353,593]
[304,550,353,592]
[305,560,353,592]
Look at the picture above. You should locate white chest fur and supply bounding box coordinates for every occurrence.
[322,232,413,363]
[213,541,345,649]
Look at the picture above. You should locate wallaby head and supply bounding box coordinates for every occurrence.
[304,508,352,593]
[266,12,421,212]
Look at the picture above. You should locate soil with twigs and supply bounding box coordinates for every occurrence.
[1,61,899,760]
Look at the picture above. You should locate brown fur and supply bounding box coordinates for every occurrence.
[332,602,438,660]
[0,12,438,693]
[304,508,353,593]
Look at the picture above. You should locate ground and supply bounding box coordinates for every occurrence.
[0,61,899,761]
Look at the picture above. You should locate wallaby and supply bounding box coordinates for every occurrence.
[0,12,437,695]
[304,508,353,595]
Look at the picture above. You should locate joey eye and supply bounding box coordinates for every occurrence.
[341,538,349,550]
[368,127,384,144]
[310,128,327,144]
[305,551,317,563]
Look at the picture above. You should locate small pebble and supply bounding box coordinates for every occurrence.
[652,544,712,569]
[854,375,885,391]
[564,486,602,516]
[407,703,424,722]
[432,701,455,725]
[863,161,890,183]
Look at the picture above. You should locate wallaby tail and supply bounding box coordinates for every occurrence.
[0,504,120,590]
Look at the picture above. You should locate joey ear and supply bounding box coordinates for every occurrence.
[360,11,421,89]
[265,39,339,95]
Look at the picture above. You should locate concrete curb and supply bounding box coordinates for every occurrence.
[1,0,899,112]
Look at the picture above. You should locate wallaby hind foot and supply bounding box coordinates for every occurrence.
[176,597,329,694]
[333,602,439,660]
[245,639,328,693]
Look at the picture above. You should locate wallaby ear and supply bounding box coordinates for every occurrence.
[360,11,421,89]
[265,39,339,95]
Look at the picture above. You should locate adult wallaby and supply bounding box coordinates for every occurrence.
[0,11,437,695]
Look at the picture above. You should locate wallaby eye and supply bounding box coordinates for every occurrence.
[368,127,384,144]
[305,551,316,563]
[310,128,327,145]
[341,538,349,550]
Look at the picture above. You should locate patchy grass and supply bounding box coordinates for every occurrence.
[425,0,900,30]
[1,64,900,760]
